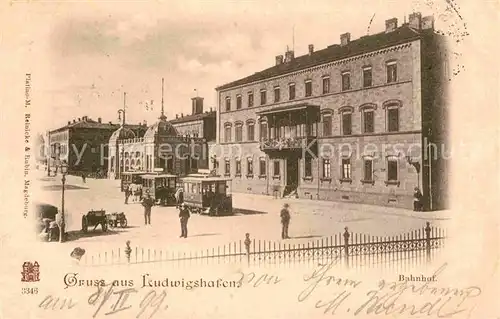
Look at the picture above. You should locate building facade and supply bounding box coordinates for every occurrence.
[215,13,449,210]
[48,116,142,175]
[108,109,209,179]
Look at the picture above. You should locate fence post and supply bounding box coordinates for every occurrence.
[125,240,132,263]
[343,227,350,268]
[244,233,251,266]
[425,222,431,263]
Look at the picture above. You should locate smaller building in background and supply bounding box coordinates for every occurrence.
[170,96,216,142]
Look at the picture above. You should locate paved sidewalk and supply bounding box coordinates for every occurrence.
[231,193,451,221]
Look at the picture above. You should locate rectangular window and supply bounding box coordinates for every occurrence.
[260,90,267,105]
[274,86,280,103]
[289,83,296,100]
[322,77,330,94]
[260,122,268,140]
[388,108,399,132]
[322,114,332,136]
[225,97,231,111]
[247,158,253,176]
[235,159,241,175]
[236,95,242,109]
[248,92,254,107]
[322,158,331,178]
[191,156,198,170]
[259,158,266,176]
[224,126,231,143]
[273,160,280,176]
[363,110,374,133]
[247,123,255,141]
[363,67,372,87]
[304,155,312,177]
[364,159,373,181]
[342,113,352,135]
[341,72,351,91]
[387,159,398,181]
[224,159,230,175]
[235,125,243,142]
[305,80,312,97]
[342,158,351,179]
[387,62,397,83]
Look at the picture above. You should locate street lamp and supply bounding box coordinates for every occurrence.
[59,160,68,243]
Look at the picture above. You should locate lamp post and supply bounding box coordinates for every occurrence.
[59,160,68,243]
[117,92,127,179]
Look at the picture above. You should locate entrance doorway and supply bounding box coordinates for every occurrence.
[286,156,299,191]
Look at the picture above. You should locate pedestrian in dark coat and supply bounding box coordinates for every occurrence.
[413,187,423,211]
[179,203,190,238]
[124,186,130,205]
[81,172,86,183]
[141,193,154,225]
[280,203,291,239]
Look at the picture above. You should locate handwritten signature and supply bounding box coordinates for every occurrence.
[298,261,482,317]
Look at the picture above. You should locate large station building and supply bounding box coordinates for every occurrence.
[215,13,449,210]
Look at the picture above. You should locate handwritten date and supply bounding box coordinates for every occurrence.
[88,284,168,319]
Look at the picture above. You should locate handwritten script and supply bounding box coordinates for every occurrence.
[88,284,168,319]
[298,260,482,317]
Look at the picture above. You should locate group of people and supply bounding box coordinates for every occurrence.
[124,184,143,204]
[138,187,190,238]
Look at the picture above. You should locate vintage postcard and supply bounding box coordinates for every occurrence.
[0,0,498,318]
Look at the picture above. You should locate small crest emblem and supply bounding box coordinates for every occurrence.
[21,261,40,282]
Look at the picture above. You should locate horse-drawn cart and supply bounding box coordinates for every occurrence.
[81,210,108,232]
[106,212,128,228]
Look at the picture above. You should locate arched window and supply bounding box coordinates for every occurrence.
[125,159,130,172]
[224,123,232,143]
[259,119,268,141]
[359,103,377,134]
[136,159,142,170]
[383,100,402,132]
[321,109,333,137]
[246,120,255,141]
[338,106,354,136]
[234,121,243,142]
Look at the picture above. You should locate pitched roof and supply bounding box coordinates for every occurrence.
[50,118,145,133]
[216,25,422,91]
[170,111,216,124]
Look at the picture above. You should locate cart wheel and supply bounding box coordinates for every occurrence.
[81,216,88,233]
[107,219,115,229]
[120,218,128,228]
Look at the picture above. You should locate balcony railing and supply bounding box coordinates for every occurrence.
[260,136,316,151]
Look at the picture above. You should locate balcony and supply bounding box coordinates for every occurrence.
[260,136,317,152]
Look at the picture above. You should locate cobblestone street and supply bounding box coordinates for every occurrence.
[34,172,451,257]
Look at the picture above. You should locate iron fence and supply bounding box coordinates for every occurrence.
[81,222,445,269]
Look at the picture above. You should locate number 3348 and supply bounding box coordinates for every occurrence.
[22,287,38,294]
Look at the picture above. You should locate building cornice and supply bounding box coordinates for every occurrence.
[216,41,415,93]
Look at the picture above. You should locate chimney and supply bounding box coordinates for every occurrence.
[385,18,398,33]
[210,107,213,112]
[422,15,435,30]
[143,120,147,126]
[308,44,314,55]
[176,114,179,119]
[77,118,81,121]
[97,117,102,123]
[284,50,294,63]
[409,12,422,30]
[191,96,204,115]
[181,113,184,118]
[109,121,112,124]
[340,33,351,46]
[275,55,284,65]
[67,121,71,125]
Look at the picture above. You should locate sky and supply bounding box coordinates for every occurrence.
[1,0,465,134]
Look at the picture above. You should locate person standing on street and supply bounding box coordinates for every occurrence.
[178,203,190,238]
[124,186,130,204]
[413,187,423,211]
[142,193,154,225]
[280,203,291,239]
